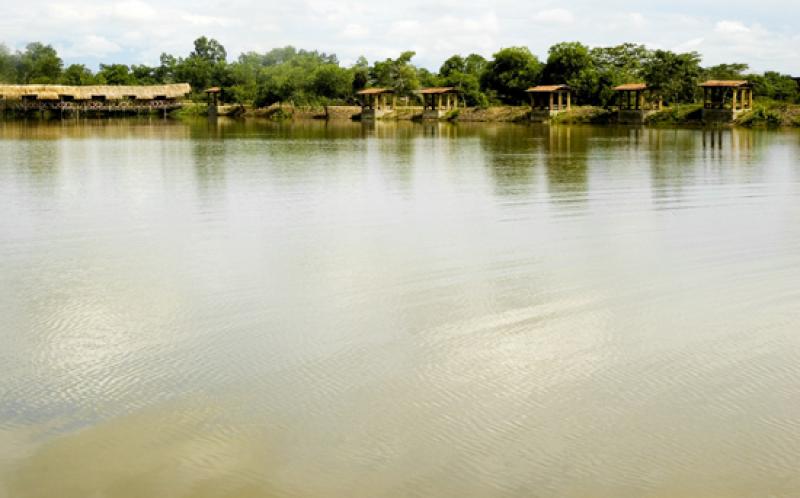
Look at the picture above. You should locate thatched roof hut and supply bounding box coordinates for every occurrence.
[0,83,191,101]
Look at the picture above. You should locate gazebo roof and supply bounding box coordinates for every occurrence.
[613,83,648,91]
[699,80,750,88]
[356,87,394,95]
[418,87,458,94]
[526,84,571,93]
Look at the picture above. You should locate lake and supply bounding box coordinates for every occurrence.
[1,119,799,497]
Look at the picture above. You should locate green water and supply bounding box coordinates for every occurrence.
[1,119,799,497]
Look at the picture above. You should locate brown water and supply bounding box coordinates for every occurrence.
[1,119,799,498]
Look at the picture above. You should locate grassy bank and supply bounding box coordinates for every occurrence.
[735,101,800,127]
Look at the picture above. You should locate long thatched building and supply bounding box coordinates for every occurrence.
[0,83,192,117]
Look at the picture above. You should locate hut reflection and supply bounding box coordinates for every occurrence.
[480,124,542,197]
[544,125,589,204]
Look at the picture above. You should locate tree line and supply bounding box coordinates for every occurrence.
[1,38,798,107]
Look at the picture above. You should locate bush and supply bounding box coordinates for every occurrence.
[645,103,703,124]
[736,105,782,127]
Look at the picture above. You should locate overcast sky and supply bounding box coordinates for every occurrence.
[1,0,799,73]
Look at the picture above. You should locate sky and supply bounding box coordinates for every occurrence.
[1,0,799,73]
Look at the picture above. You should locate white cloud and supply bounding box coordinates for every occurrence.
[531,8,575,25]
[627,12,646,28]
[110,1,157,21]
[64,35,122,58]
[180,14,238,27]
[715,20,750,34]
[340,23,369,39]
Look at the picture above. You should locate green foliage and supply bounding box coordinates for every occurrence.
[703,63,748,80]
[645,103,703,124]
[131,65,158,85]
[61,64,97,85]
[311,64,354,103]
[97,64,135,85]
[352,56,369,94]
[480,47,542,104]
[439,53,488,106]
[641,50,702,104]
[370,51,420,97]
[542,42,592,84]
[190,37,227,64]
[248,47,353,106]
[747,72,799,102]
[736,105,782,127]
[0,44,16,83]
[16,42,63,83]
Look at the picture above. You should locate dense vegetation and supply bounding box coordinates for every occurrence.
[1,38,798,107]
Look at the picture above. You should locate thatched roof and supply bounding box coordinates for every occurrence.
[356,87,393,95]
[526,84,571,93]
[614,83,648,91]
[0,83,191,100]
[418,87,458,94]
[699,80,750,88]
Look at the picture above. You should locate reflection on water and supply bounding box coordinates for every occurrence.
[2,119,800,498]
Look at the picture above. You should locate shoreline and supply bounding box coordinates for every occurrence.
[2,102,798,129]
[194,102,800,129]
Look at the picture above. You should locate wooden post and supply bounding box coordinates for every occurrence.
[453,93,458,109]
[557,91,563,111]
[566,92,571,111]
[748,88,753,109]
[392,95,396,110]
[549,92,554,112]
[732,88,737,111]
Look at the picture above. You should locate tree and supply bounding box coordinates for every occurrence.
[351,56,369,94]
[61,64,96,85]
[370,51,420,96]
[190,36,227,64]
[542,42,592,84]
[155,53,177,83]
[311,64,353,102]
[16,42,62,83]
[747,71,799,102]
[439,54,488,106]
[703,63,749,80]
[464,54,488,75]
[0,44,17,82]
[97,64,134,85]
[480,47,542,104]
[131,65,157,84]
[642,50,702,104]
[173,37,230,92]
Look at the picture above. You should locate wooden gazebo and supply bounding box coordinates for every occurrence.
[613,83,662,123]
[419,87,460,119]
[699,80,753,122]
[356,88,396,120]
[205,86,221,117]
[526,84,572,121]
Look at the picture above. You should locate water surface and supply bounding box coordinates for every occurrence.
[1,119,799,497]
